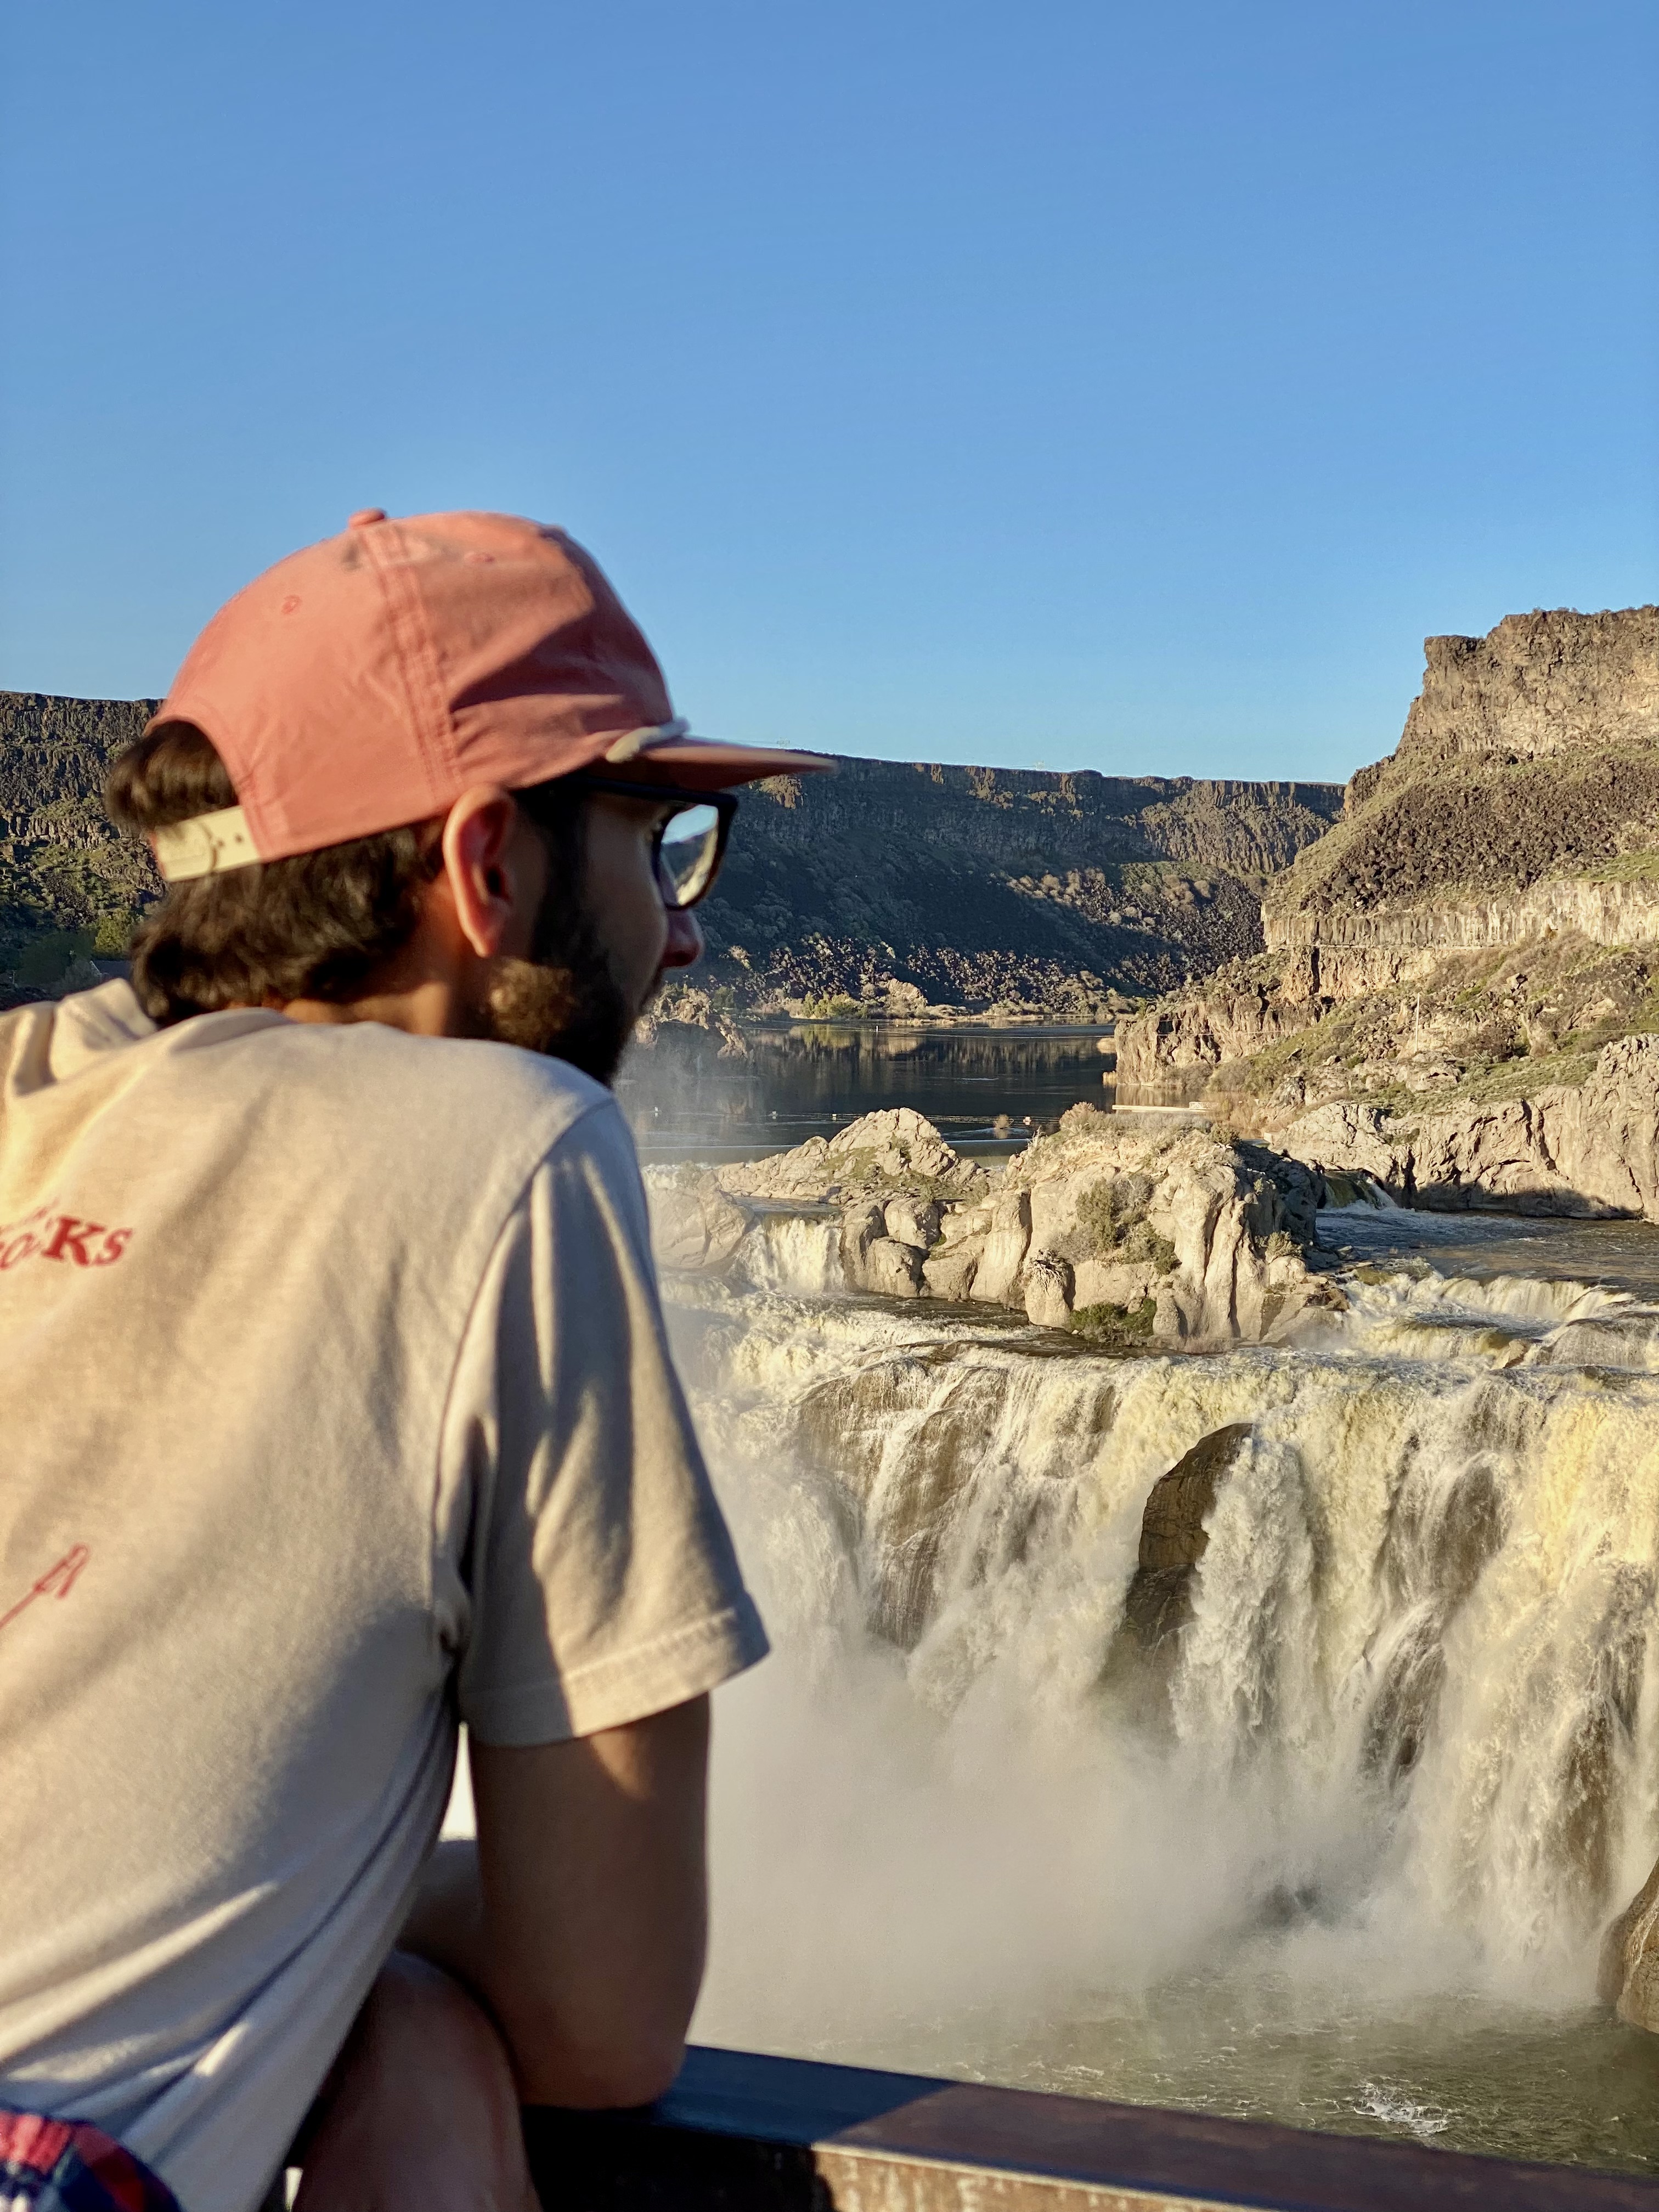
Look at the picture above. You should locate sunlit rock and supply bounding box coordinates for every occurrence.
[969,1189,1032,1303]
[1279,1035,1659,1221]
[1600,1859,1659,2033]
[922,1237,984,1300]
[839,1200,888,1288]
[861,1237,927,1298]
[642,1170,752,1273]
[884,1195,941,1250]
[1022,1251,1074,1327]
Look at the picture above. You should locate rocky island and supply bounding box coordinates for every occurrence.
[648,1103,1341,1347]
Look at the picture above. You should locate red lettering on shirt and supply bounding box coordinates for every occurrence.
[0,1205,132,1273]
[42,1216,105,1266]
[0,1544,90,1635]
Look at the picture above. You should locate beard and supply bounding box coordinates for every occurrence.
[476,868,640,1084]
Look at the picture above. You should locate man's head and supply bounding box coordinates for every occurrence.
[106,511,828,1080]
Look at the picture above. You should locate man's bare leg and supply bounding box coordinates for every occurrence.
[293,1951,538,2212]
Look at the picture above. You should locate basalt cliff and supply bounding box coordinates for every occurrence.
[0,692,1341,1016]
[1116,608,1659,1217]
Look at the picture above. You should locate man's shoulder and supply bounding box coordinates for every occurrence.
[253,1019,622,1172]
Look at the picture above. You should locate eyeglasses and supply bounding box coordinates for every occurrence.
[567,774,738,911]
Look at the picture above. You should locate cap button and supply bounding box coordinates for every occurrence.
[347,507,387,528]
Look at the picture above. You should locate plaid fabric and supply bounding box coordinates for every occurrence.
[0,2112,182,2212]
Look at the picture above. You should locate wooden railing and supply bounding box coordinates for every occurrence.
[522,2044,1659,2211]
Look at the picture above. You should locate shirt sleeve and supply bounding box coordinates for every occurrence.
[443,1098,768,1745]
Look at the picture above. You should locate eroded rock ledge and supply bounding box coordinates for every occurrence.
[647,1105,1342,1347]
[1273,1032,1659,1221]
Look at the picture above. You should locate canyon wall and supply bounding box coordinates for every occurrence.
[1119,608,1659,1128]
[0,692,1342,1014]
[695,757,1341,1014]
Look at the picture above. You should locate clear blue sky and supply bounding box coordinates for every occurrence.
[2,1,1655,784]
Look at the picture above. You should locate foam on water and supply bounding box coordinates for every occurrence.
[658,1257,1659,2157]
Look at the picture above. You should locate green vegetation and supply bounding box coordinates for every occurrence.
[823,1146,963,1201]
[1075,1173,1177,1273]
[1576,851,1659,885]
[1071,1297,1158,1340]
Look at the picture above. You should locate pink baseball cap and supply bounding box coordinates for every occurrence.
[146,508,831,882]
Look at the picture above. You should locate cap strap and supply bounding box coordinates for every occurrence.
[150,806,259,882]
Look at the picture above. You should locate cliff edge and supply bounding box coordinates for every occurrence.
[1116,609,1659,1199]
[0,694,1342,1015]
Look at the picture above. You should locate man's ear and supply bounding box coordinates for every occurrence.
[441,786,544,959]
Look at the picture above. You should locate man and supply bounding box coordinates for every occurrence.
[0,510,829,2212]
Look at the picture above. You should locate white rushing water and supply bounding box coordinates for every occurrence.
[661,1245,1659,2160]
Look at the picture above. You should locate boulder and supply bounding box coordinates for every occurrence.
[839,1201,926,1296]
[938,1204,992,1243]
[922,1237,984,1300]
[839,1200,888,1289]
[824,1108,989,1197]
[718,1110,988,1205]
[1599,1856,1659,2032]
[861,1237,927,1298]
[1022,1251,1074,1328]
[969,1190,1032,1303]
[645,1174,752,1273]
[1279,1102,1404,1189]
[884,1195,941,1250]
[1072,1257,1158,1310]
[720,1135,836,1203]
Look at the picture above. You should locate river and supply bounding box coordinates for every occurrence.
[622,1025,1659,2177]
[618,1019,1120,1163]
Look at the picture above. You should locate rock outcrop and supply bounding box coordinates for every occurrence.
[650,1106,1341,1347]
[719,1107,990,1206]
[674,758,1343,1016]
[1121,1424,1254,1650]
[1600,1857,1659,2032]
[1277,1032,1659,1221]
[1097,1422,1256,1728]
[0,693,160,996]
[641,1171,753,1272]
[1,694,1345,1017]
[1115,610,1659,1218]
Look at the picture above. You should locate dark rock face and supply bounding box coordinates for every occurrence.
[1273,607,1659,920]
[0,696,1344,1015]
[1119,607,1659,1105]
[696,758,1342,1012]
[1,692,161,1000]
[1121,1423,1254,1650]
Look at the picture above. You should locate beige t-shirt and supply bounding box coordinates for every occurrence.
[0,982,765,2212]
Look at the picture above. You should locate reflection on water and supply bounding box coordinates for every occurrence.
[619,1022,1122,1160]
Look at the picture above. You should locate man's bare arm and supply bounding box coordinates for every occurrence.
[400,1694,709,2108]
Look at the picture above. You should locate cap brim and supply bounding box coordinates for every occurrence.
[612,732,835,791]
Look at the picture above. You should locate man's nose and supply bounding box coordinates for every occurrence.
[662,907,703,969]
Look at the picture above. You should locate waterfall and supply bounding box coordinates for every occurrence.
[667,1266,1659,2057]
[731,1212,845,1297]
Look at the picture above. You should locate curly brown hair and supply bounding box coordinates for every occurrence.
[106,720,586,1028]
